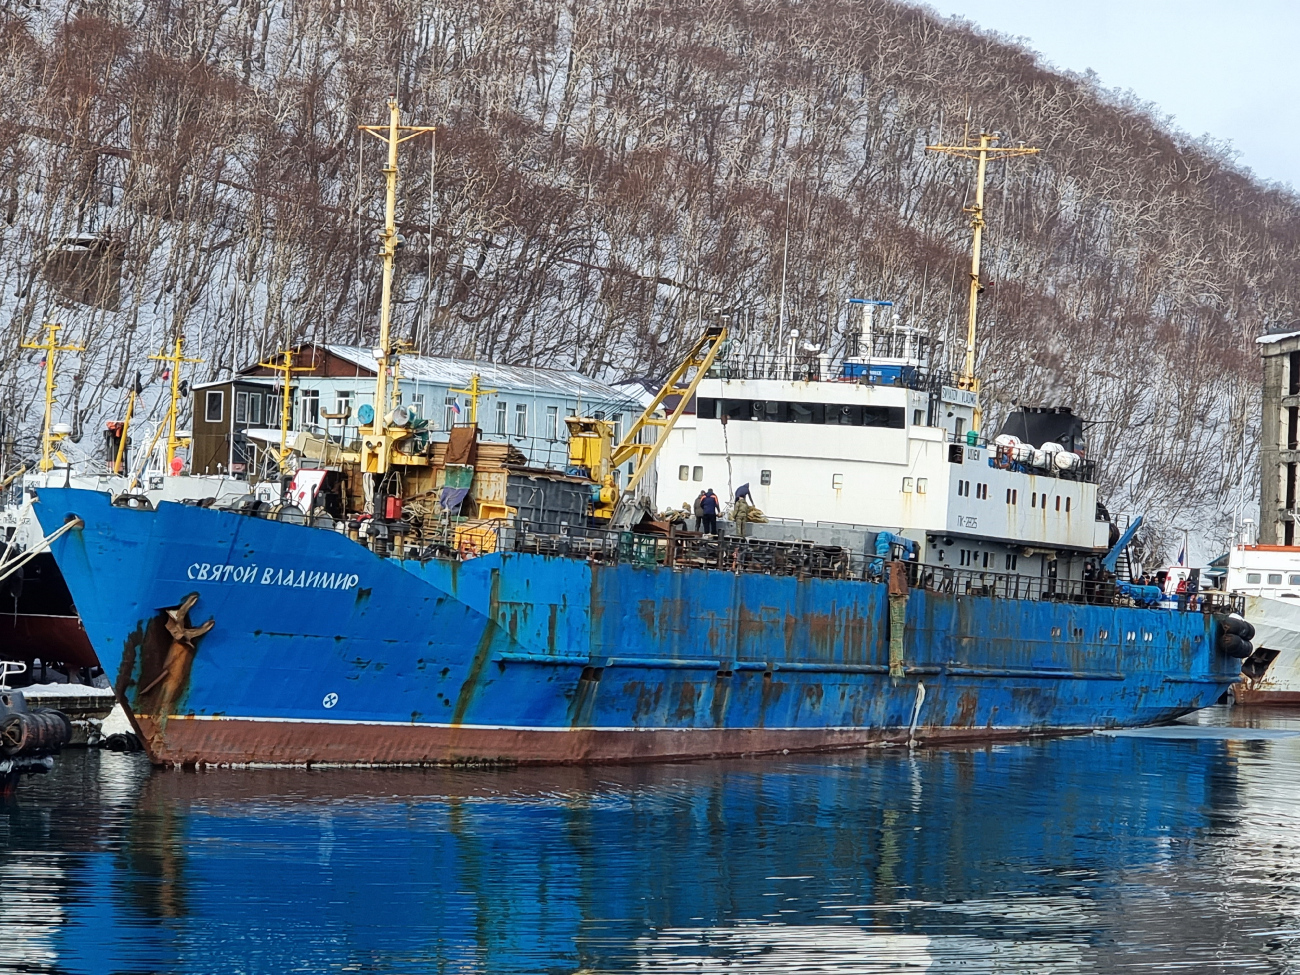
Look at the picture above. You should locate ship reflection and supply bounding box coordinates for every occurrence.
[8,720,1300,974]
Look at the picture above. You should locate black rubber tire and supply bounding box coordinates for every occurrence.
[1223,617,1255,641]
[1219,634,1254,659]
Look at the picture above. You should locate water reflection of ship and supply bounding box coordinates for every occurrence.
[17,735,1255,973]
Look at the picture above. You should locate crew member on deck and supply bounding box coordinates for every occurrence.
[700,489,719,535]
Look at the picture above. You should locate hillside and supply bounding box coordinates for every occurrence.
[0,0,1293,557]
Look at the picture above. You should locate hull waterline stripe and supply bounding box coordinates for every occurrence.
[153,714,1143,733]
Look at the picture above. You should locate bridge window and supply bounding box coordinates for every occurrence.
[1269,573,1283,585]
[1247,572,1261,583]
[705,398,904,428]
[760,470,772,485]
[902,477,914,493]
[832,474,844,490]
[678,465,689,481]
[916,478,927,494]
[1289,574,1300,585]
[693,466,704,481]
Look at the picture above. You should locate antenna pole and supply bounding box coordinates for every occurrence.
[357,99,436,474]
[926,132,1040,430]
[450,373,496,425]
[22,323,83,472]
[149,335,203,473]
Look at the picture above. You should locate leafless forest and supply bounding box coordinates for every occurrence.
[0,0,1294,556]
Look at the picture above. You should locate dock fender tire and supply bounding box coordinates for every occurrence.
[1223,615,1256,642]
[1218,633,1253,659]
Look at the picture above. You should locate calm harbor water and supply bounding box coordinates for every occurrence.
[4,707,1300,973]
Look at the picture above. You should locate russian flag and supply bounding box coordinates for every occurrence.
[451,399,461,415]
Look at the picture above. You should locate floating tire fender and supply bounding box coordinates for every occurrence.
[1213,614,1255,660]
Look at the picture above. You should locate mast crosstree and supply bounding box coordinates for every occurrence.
[22,323,83,472]
[357,99,436,475]
[926,132,1040,429]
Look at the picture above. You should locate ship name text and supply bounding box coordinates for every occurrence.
[186,562,360,590]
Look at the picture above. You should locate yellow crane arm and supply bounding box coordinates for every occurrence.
[612,325,727,495]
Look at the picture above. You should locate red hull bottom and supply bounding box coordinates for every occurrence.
[132,715,1085,767]
[0,614,98,668]
[1235,686,1300,705]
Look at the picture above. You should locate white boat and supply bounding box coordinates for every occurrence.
[1224,544,1300,702]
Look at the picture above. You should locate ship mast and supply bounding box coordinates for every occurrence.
[925,132,1040,429]
[357,99,436,474]
[256,347,311,472]
[449,373,496,424]
[22,323,83,472]
[149,334,203,473]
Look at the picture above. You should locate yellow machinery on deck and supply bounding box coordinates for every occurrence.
[567,324,728,522]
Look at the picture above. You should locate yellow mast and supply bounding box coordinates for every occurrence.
[925,132,1040,429]
[22,323,83,472]
[449,373,496,425]
[149,335,203,473]
[256,347,311,472]
[112,387,136,474]
[357,99,436,474]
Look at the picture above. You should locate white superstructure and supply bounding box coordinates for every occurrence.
[1225,544,1300,701]
[650,331,1113,589]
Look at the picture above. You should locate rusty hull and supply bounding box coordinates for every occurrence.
[33,488,1241,768]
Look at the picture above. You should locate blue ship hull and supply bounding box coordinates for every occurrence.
[33,488,1240,766]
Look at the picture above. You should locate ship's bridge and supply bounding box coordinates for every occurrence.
[653,363,1108,554]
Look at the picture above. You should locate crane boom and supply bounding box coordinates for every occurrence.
[613,324,728,495]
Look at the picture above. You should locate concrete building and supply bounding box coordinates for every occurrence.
[1257,328,1300,545]
[190,344,642,480]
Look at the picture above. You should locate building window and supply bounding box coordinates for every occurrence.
[300,389,319,428]
[410,394,424,419]
[1247,572,1261,584]
[495,401,507,435]
[205,390,223,423]
[514,403,528,437]
[679,465,690,481]
[443,396,458,430]
[546,406,559,440]
[832,473,844,490]
[235,391,248,424]
[917,478,927,494]
[247,393,263,425]
[267,394,282,426]
[760,470,772,485]
[692,466,704,481]
[336,390,353,417]
[902,477,914,493]
[1269,573,1284,585]
[913,409,923,425]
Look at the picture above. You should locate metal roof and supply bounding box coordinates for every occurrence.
[321,346,640,407]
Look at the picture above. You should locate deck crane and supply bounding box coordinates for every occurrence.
[567,324,729,524]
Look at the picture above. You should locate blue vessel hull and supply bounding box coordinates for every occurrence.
[33,489,1240,765]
